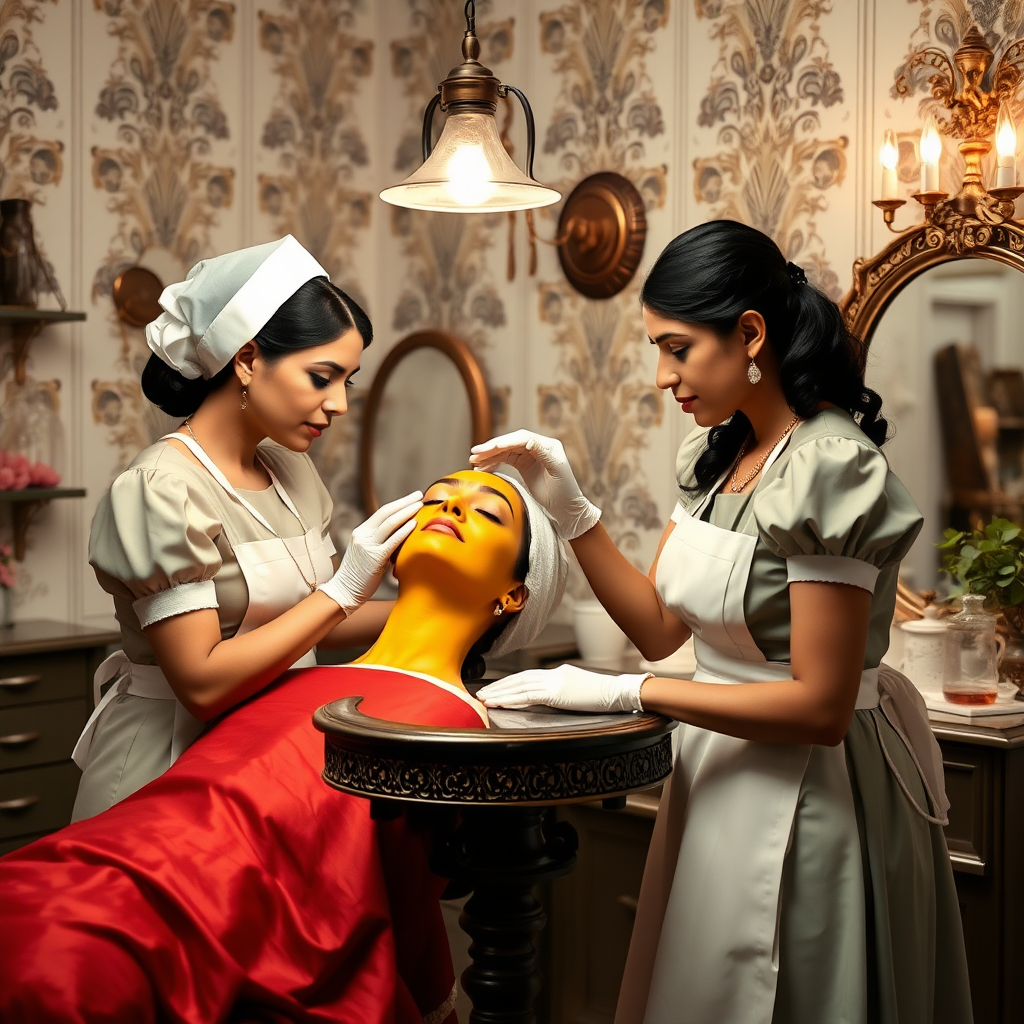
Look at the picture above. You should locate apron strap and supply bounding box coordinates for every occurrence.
[160,432,307,534]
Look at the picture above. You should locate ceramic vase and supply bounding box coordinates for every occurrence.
[0,198,40,307]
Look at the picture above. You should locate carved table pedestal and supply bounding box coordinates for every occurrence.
[314,697,674,1024]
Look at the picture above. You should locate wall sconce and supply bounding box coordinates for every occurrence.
[525,172,647,299]
[380,1,560,214]
[873,25,1024,245]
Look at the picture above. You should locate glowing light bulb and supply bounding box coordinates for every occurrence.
[445,144,497,207]
[996,105,1017,187]
[920,115,942,192]
[879,128,898,199]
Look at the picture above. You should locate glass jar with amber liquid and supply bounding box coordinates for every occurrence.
[942,595,1000,705]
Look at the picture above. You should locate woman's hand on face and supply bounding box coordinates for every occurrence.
[469,429,600,541]
[476,664,650,713]
[319,492,423,616]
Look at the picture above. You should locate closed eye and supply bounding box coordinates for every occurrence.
[476,508,502,524]
[309,372,331,389]
[423,499,444,506]
[670,347,689,361]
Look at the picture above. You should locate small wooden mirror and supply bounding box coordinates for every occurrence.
[359,330,493,513]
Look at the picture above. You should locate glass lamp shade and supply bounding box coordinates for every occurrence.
[380,111,561,213]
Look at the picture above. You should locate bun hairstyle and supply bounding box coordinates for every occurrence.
[460,507,532,682]
[640,220,888,494]
[141,277,373,418]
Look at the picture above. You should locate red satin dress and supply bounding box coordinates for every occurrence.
[0,664,487,1024]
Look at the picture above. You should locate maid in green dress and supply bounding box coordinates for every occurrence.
[472,221,973,1024]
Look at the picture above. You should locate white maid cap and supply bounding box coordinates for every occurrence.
[145,235,328,380]
[486,472,569,658]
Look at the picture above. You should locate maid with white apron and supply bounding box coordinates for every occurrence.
[73,236,422,821]
[473,222,974,1023]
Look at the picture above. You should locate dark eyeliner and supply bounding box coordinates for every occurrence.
[309,372,331,389]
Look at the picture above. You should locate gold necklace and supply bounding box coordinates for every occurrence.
[728,414,801,493]
[182,417,319,593]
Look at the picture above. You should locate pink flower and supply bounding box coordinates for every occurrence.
[0,563,15,589]
[0,467,13,490]
[29,462,60,487]
[0,543,11,558]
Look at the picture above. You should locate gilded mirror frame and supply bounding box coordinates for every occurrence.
[840,219,1024,619]
[359,330,493,514]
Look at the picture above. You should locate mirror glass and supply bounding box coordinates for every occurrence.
[371,346,473,506]
[866,259,1024,591]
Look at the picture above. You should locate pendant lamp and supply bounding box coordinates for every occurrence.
[380,1,561,214]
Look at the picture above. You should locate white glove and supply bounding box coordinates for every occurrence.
[318,491,423,616]
[476,664,651,713]
[469,429,600,541]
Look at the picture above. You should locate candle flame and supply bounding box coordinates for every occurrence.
[920,115,942,165]
[880,129,898,170]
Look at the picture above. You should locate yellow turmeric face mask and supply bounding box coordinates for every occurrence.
[393,469,525,606]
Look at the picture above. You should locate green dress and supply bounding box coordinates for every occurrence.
[627,408,973,1024]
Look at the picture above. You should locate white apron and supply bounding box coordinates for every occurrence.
[73,433,334,775]
[615,444,948,1024]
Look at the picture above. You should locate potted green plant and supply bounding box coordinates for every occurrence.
[939,517,1024,689]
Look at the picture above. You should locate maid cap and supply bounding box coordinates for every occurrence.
[145,235,328,380]
[486,472,569,658]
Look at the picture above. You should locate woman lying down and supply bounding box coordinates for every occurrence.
[0,470,567,1024]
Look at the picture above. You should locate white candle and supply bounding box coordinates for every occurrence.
[920,115,942,193]
[996,104,1017,188]
[880,129,898,200]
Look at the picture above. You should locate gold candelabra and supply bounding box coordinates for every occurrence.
[875,26,1024,252]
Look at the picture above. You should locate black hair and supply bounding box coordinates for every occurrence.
[141,276,372,417]
[460,498,532,682]
[640,220,887,494]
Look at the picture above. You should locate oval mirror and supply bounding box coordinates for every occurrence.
[855,258,1024,597]
[359,330,493,513]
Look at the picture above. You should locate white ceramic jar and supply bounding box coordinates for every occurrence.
[899,605,948,698]
[572,600,628,668]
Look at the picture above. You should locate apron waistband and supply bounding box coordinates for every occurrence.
[73,651,204,771]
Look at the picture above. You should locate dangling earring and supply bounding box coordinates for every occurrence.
[240,387,248,411]
[747,359,762,384]
[493,603,504,616]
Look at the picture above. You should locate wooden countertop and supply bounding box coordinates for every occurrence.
[0,619,120,657]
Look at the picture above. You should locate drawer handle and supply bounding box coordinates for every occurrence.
[616,894,639,914]
[0,795,40,812]
[0,731,41,748]
[0,674,42,690]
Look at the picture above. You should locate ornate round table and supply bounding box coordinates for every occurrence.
[314,697,675,1024]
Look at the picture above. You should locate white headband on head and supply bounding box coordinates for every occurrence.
[486,472,569,658]
[145,235,329,380]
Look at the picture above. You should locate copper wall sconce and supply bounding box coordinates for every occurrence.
[527,171,647,300]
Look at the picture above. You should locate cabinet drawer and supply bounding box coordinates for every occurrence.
[0,700,88,771]
[0,651,90,708]
[941,744,993,875]
[0,761,80,838]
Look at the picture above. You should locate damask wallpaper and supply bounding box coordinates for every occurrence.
[0,0,987,625]
[535,0,669,583]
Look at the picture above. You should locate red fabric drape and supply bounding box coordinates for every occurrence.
[0,666,484,1024]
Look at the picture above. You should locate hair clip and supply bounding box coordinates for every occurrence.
[786,261,807,287]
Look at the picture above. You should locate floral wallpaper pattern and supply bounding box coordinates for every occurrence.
[691,0,848,298]
[257,0,374,539]
[0,0,62,205]
[536,0,668,580]
[389,0,513,428]
[89,0,235,469]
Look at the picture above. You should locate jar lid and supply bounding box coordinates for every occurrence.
[901,612,947,633]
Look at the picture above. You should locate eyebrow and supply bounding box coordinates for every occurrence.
[430,478,515,518]
[649,332,692,345]
[309,361,348,374]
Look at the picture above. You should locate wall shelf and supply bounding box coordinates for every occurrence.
[0,488,86,561]
[0,307,87,385]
